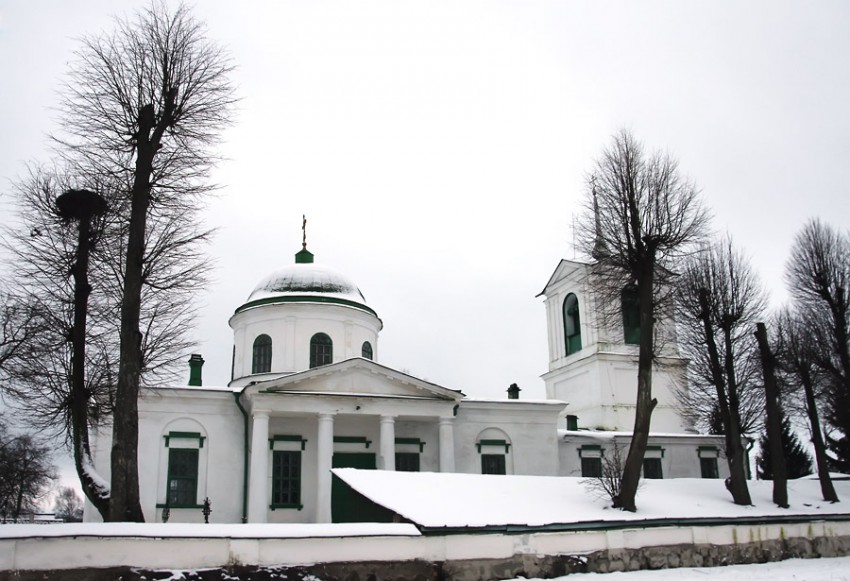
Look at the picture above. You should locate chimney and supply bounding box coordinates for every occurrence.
[566,415,578,431]
[188,354,204,386]
[507,383,521,400]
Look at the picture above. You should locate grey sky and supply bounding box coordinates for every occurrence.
[1,1,849,401]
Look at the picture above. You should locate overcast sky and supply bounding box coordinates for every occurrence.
[2,1,849,403]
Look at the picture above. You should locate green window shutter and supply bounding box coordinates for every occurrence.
[581,456,602,477]
[167,448,199,507]
[481,454,506,475]
[395,452,420,472]
[643,457,663,479]
[621,286,640,345]
[271,450,302,509]
[700,457,719,479]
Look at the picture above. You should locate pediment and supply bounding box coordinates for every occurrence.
[537,259,591,298]
[244,358,464,401]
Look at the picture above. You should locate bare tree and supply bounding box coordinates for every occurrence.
[754,322,789,508]
[774,307,838,501]
[2,2,234,522]
[582,443,630,506]
[577,130,709,511]
[675,237,766,505]
[785,220,850,471]
[55,2,234,523]
[0,419,56,521]
[54,486,85,522]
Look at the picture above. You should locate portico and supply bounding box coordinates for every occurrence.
[241,358,462,523]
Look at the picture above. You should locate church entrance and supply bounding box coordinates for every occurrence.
[331,452,379,523]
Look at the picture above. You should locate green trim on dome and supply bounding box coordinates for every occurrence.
[295,248,314,264]
[234,294,379,317]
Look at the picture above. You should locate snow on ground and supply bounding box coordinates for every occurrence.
[506,556,850,581]
[334,469,850,528]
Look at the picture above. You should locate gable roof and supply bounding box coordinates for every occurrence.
[242,357,465,401]
[536,258,591,298]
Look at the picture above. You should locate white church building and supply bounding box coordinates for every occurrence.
[89,242,727,524]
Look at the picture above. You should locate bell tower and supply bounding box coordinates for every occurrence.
[538,259,693,433]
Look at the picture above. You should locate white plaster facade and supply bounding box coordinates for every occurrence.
[87,247,728,524]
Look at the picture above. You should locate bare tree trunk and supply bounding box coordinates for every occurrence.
[800,365,839,502]
[619,266,657,512]
[111,90,179,522]
[67,205,110,518]
[755,322,789,508]
[698,290,751,505]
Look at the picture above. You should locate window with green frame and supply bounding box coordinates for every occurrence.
[271,450,302,507]
[563,293,582,355]
[395,452,420,472]
[252,334,272,373]
[700,456,719,478]
[581,456,602,477]
[310,333,333,368]
[621,285,640,345]
[167,448,199,507]
[481,454,506,475]
[361,341,373,360]
[643,457,663,479]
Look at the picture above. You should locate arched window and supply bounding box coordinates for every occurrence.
[361,341,373,360]
[252,334,272,374]
[310,333,333,368]
[563,293,582,355]
[621,285,640,345]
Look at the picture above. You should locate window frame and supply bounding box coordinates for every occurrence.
[166,447,199,508]
[481,453,506,475]
[643,457,663,479]
[563,293,582,355]
[252,334,272,374]
[395,452,420,472]
[700,457,719,479]
[361,341,373,360]
[621,285,641,345]
[271,449,303,509]
[581,456,603,478]
[310,332,333,368]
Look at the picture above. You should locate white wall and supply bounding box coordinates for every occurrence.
[3,520,847,571]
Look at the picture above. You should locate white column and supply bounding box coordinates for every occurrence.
[316,412,335,523]
[247,412,270,523]
[379,415,396,471]
[439,418,455,473]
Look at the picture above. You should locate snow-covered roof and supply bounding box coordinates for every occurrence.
[247,262,366,303]
[333,468,850,530]
[233,255,377,317]
[558,429,713,441]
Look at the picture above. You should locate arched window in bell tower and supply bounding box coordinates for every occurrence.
[310,333,333,368]
[563,293,582,355]
[252,334,272,374]
[622,285,641,345]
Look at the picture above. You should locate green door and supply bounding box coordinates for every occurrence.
[331,452,377,523]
